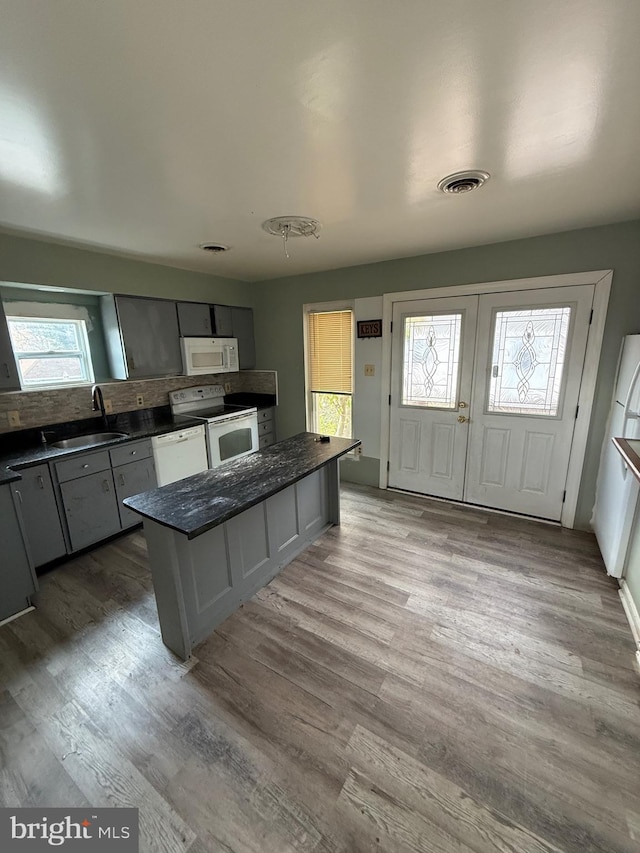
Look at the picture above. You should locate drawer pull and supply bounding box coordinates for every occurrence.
[82,463,90,469]
[131,450,137,455]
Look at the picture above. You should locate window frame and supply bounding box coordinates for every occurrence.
[303,300,355,438]
[7,315,95,389]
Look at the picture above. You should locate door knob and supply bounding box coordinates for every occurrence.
[458,401,467,408]
[457,415,469,423]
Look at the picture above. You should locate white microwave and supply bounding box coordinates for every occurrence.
[181,337,239,375]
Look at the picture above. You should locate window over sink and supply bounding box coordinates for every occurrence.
[7,316,95,388]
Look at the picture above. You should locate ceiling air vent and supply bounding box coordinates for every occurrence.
[437,170,490,194]
[199,242,229,253]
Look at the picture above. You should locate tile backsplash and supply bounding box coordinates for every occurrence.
[0,370,277,434]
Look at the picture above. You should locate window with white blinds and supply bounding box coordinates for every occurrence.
[305,308,353,438]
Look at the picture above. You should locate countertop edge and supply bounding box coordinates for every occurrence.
[613,437,640,483]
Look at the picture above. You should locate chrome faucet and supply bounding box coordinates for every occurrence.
[91,384,109,429]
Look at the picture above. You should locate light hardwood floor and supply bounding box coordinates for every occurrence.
[1,484,639,853]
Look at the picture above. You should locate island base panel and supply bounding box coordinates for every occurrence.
[144,463,338,659]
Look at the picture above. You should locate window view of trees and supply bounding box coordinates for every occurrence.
[313,392,352,438]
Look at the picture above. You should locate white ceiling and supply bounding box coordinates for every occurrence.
[1,0,639,282]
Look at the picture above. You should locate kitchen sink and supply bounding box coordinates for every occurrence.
[50,432,129,449]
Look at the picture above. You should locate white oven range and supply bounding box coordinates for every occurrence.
[170,384,258,468]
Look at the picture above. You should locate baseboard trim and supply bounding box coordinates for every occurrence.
[0,605,35,629]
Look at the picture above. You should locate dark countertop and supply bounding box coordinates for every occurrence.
[124,432,360,539]
[0,408,202,486]
[613,437,640,483]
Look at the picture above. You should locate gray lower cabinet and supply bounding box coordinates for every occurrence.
[177,302,212,337]
[257,406,276,448]
[54,440,155,552]
[231,306,256,369]
[0,483,38,622]
[59,469,121,552]
[13,464,67,567]
[114,457,156,528]
[0,301,20,391]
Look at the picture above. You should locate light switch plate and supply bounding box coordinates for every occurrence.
[224,382,231,393]
[8,410,21,427]
[364,364,375,376]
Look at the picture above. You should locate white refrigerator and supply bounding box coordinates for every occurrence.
[592,334,640,576]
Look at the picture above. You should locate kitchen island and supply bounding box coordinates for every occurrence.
[124,432,360,659]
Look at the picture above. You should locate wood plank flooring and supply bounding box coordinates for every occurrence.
[1,483,639,853]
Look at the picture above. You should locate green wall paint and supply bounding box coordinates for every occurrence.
[2,220,639,529]
[253,218,640,529]
[0,231,253,305]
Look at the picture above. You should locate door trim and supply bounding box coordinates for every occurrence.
[379,270,613,528]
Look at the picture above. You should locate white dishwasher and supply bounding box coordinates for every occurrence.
[151,424,208,486]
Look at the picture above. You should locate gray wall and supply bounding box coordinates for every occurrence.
[253,218,640,529]
[0,231,253,305]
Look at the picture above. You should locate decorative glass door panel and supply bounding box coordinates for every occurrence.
[389,296,478,501]
[488,306,572,416]
[402,313,462,409]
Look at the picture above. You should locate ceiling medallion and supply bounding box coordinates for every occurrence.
[262,216,321,258]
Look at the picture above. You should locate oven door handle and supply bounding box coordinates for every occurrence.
[214,413,255,426]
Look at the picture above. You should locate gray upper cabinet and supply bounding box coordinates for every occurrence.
[211,304,233,337]
[102,295,183,379]
[177,302,212,337]
[231,306,256,369]
[14,464,67,567]
[0,483,38,622]
[0,301,20,391]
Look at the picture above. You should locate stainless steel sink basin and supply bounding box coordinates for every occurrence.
[50,432,129,449]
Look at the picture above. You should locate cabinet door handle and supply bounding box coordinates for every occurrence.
[15,488,22,504]
[2,362,9,378]
[102,479,110,492]
[37,475,45,489]
[118,473,125,486]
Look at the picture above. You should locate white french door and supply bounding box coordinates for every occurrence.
[388,296,477,500]
[388,284,595,521]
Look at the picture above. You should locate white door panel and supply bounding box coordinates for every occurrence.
[388,296,477,500]
[464,285,594,520]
